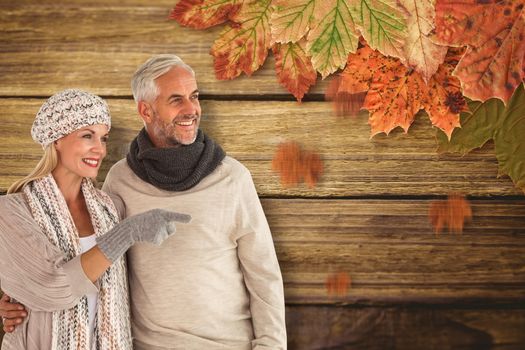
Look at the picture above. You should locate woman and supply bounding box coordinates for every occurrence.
[0,89,189,349]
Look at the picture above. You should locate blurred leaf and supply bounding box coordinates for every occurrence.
[429,194,472,234]
[272,141,323,188]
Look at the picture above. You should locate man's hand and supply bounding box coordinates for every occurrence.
[0,293,26,333]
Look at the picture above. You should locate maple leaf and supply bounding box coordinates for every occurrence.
[306,0,359,78]
[435,0,525,104]
[328,43,465,139]
[399,0,448,82]
[325,272,351,296]
[273,40,317,101]
[210,0,272,80]
[271,141,323,188]
[170,0,242,29]
[270,0,317,44]
[429,194,472,234]
[437,84,525,193]
[349,0,409,61]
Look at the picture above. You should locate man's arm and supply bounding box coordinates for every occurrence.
[236,168,287,349]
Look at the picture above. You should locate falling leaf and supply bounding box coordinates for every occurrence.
[210,0,273,80]
[437,84,525,193]
[399,0,448,82]
[170,0,242,29]
[270,0,317,44]
[429,194,472,234]
[272,141,323,188]
[306,0,359,78]
[328,43,465,138]
[325,75,367,116]
[350,0,409,61]
[326,272,351,296]
[435,0,525,103]
[273,40,317,101]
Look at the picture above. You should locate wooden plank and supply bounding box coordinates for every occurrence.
[0,2,330,97]
[286,305,525,349]
[0,98,521,196]
[262,199,525,304]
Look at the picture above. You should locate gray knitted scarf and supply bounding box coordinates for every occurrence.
[127,128,226,191]
[23,175,132,350]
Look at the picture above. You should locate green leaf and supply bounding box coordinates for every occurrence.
[306,0,359,78]
[270,0,317,44]
[351,0,408,60]
[437,84,525,193]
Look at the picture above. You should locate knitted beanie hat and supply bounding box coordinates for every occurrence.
[31,89,111,147]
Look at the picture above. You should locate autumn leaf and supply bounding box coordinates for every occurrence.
[170,0,242,29]
[306,0,359,78]
[422,47,467,139]
[328,43,465,139]
[435,0,525,104]
[429,194,472,234]
[270,0,317,44]
[399,0,448,82]
[273,40,317,101]
[326,272,351,296]
[350,0,409,61]
[272,141,323,188]
[210,0,272,80]
[437,84,525,193]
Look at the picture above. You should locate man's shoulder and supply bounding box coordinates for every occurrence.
[222,156,250,177]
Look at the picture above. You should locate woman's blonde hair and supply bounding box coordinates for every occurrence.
[7,143,58,193]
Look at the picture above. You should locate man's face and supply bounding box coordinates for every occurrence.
[142,66,201,148]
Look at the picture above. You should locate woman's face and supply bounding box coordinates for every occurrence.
[54,124,109,179]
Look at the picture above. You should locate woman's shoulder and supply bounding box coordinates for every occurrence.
[0,192,27,209]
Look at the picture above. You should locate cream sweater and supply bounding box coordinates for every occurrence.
[103,156,286,350]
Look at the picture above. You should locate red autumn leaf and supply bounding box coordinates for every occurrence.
[327,42,465,139]
[170,0,242,29]
[273,40,317,101]
[272,141,323,188]
[429,194,472,234]
[325,272,351,296]
[435,0,525,104]
[210,0,272,80]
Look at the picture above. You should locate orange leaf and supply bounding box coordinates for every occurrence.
[429,194,472,234]
[422,48,467,139]
[435,0,525,104]
[170,0,242,29]
[271,141,323,188]
[210,0,272,80]
[273,40,317,101]
[325,272,351,296]
[327,42,465,138]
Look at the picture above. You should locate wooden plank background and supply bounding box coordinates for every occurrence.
[1,1,524,348]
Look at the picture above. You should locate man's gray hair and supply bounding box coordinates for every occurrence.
[131,54,195,104]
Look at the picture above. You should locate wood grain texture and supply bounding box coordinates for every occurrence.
[0,98,521,196]
[0,2,330,97]
[286,305,525,349]
[263,199,525,304]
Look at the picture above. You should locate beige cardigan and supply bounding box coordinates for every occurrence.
[0,193,99,350]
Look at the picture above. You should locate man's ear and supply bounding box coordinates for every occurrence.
[138,101,153,124]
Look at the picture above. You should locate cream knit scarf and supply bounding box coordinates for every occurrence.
[23,175,132,350]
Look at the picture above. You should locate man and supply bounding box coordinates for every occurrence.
[1,54,287,349]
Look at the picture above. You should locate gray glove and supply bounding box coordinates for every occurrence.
[97,208,191,262]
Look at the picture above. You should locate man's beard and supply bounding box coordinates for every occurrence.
[151,112,199,147]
